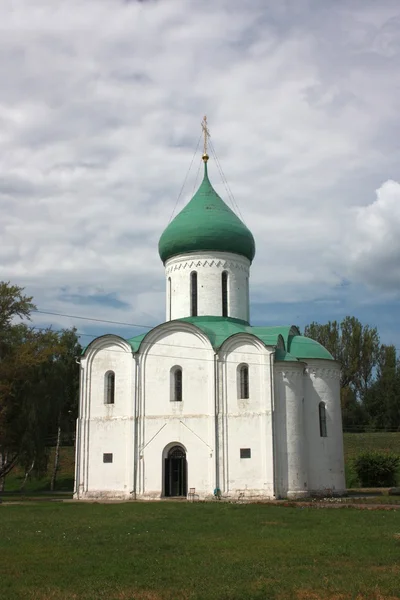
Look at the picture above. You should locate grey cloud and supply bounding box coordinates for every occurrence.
[0,0,400,333]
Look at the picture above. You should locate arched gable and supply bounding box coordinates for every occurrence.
[82,334,133,361]
[136,320,214,359]
[219,332,269,359]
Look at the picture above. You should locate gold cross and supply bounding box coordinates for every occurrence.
[201,115,210,161]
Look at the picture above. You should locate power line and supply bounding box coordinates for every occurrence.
[32,309,155,330]
[209,139,245,223]
[168,132,202,223]
[30,308,400,356]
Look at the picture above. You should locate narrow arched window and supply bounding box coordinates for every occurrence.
[168,277,172,320]
[246,276,249,321]
[190,271,198,317]
[319,402,327,437]
[238,364,249,399]
[105,371,115,405]
[222,271,228,317]
[171,366,182,402]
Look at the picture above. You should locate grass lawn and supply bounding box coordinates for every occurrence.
[343,433,400,461]
[1,502,400,600]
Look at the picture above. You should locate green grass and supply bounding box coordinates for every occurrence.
[343,432,400,460]
[1,502,400,600]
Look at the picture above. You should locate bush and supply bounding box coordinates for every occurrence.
[354,451,400,487]
[345,462,360,488]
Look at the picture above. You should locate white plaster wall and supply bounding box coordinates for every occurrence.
[218,336,274,498]
[303,360,346,495]
[89,343,134,419]
[87,420,133,493]
[136,324,216,498]
[274,364,308,498]
[74,337,135,499]
[165,251,250,321]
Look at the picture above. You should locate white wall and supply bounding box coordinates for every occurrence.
[303,360,346,495]
[218,335,274,498]
[274,363,308,498]
[165,251,250,321]
[74,333,346,502]
[136,322,216,499]
[74,337,135,499]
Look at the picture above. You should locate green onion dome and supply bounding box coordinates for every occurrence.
[159,162,256,264]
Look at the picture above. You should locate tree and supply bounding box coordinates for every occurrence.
[364,345,400,431]
[0,282,37,484]
[0,281,81,490]
[0,322,60,482]
[47,328,81,491]
[0,281,34,330]
[304,317,380,397]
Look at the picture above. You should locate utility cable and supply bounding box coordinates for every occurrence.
[168,133,202,223]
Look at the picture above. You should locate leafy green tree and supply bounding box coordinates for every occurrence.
[0,282,80,488]
[364,345,400,431]
[0,321,59,482]
[47,328,81,490]
[304,317,380,397]
[0,281,34,330]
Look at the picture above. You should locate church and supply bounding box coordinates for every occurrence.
[74,127,346,501]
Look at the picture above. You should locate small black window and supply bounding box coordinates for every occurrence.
[240,448,251,459]
[105,371,115,405]
[190,271,198,317]
[103,453,113,463]
[319,402,327,437]
[171,367,182,402]
[238,364,249,399]
[222,271,228,317]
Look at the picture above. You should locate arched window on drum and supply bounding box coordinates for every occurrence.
[319,402,327,437]
[190,271,198,317]
[221,271,228,317]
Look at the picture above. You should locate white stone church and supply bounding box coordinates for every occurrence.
[74,148,345,501]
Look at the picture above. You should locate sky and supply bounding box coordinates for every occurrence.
[1,0,400,350]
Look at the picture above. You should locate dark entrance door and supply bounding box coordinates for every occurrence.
[164,446,187,497]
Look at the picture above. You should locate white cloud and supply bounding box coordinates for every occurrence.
[347,179,400,290]
[0,0,400,337]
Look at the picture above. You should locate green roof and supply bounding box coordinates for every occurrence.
[288,335,334,361]
[158,162,256,263]
[126,317,335,362]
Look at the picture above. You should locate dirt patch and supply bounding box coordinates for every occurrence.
[295,591,350,599]
[25,588,191,600]
[26,590,79,600]
[280,501,400,511]
[294,590,400,600]
[371,565,400,574]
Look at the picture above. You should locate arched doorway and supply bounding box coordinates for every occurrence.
[164,445,187,497]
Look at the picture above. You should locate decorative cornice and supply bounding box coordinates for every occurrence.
[276,368,304,380]
[304,366,341,379]
[166,259,249,275]
[275,366,341,380]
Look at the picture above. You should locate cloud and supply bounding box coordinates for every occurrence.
[0,0,399,343]
[347,180,400,290]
